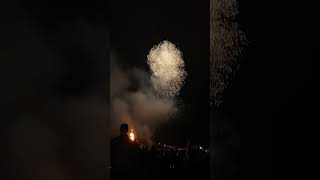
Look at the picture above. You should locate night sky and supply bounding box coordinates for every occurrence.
[111,0,210,146]
[0,1,316,180]
[212,1,316,180]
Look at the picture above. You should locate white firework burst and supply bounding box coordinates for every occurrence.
[147,41,187,97]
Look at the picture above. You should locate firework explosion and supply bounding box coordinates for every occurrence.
[111,50,179,147]
[147,41,187,97]
[210,0,246,106]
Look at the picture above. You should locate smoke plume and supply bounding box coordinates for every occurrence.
[111,41,186,146]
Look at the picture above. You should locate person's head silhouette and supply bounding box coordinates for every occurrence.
[120,123,128,136]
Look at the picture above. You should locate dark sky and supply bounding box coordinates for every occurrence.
[1,1,316,180]
[1,1,108,180]
[212,1,316,179]
[111,0,210,145]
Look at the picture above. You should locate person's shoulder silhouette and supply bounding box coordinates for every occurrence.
[110,124,137,164]
[110,123,138,180]
[111,123,132,147]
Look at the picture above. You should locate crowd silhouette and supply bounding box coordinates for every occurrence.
[110,124,209,180]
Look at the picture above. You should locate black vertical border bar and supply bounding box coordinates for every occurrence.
[209,1,214,180]
[106,1,110,179]
[106,31,110,180]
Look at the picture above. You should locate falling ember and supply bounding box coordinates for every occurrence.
[210,0,246,106]
[129,129,135,141]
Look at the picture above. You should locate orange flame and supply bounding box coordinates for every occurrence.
[129,129,135,141]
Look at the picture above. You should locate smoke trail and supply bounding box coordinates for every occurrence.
[147,41,187,97]
[210,0,246,106]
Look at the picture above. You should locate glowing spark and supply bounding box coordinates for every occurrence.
[147,40,187,97]
[210,0,246,106]
[129,129,135,141]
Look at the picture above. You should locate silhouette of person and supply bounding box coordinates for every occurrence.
[110,123,138,180]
